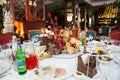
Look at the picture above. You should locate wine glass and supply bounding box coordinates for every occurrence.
[38,58,56,80]
[104,37,110,45]
[31,35,39,43]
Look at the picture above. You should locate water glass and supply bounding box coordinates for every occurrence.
[23,40,34,54]
[38,58,56,80]
[0,43,12,59]
[31,35,39,43]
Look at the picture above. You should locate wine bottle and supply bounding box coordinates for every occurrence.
[16,48,27,75]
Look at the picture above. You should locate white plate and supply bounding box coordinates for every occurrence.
[53,52,82,59]
[0,56,12,77]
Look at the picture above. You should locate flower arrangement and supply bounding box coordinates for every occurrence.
[39,12,81,55]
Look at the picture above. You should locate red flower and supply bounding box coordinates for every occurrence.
[58,25,63,32]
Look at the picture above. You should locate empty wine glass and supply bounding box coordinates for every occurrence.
[31,35,39,43]
[38,58,56,80]
[1,43,12,60]
[100,36,107,43]
[105,37,110,45]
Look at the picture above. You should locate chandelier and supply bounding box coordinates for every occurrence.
[98,0,119,24]
[98,4,118,19]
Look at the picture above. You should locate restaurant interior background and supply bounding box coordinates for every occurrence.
[0,0,120,41]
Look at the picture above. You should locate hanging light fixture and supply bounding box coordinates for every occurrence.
[98,5,118,19]
[28,0,37,7]
[98,0,119,24]
[33,0,37,7]
[28,0,33,6]
[67,13,73,22]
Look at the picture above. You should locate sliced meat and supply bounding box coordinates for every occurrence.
[54,68,67,78]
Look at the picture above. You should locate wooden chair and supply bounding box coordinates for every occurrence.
[28,29,40,40]
[101,27,109,36]
[109,31,120,40]
[87,30,96,40]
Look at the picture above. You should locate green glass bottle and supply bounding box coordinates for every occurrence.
[82,35,84,46]
[16,48,27,75]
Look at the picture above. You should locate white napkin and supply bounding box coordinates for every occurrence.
[81,53,90,65]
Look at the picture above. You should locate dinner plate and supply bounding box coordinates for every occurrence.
[0,56,12,77]
[53,52,82,59]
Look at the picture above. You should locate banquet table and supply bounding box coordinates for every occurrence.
[0,40,120,80]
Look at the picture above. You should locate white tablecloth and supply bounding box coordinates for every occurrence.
[0,40,120,80]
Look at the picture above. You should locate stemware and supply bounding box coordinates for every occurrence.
[38,58,56,80]
[1,42,12,60]
[31,35,39,43]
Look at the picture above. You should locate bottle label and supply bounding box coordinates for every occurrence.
[17,60,25,68]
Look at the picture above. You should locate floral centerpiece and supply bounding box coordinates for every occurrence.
[39,12,81,55]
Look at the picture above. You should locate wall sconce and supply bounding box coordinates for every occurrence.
[28,0,37,7]
[67,13,73,22]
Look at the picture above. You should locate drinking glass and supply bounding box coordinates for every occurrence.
[23,40,38,70]
[114,40,120,46]
[23,40,34,54]
[105,37,110,45]
[110,39,115,45]
[38,58,56,80]
[31,35,39,43]
[1,43,12,59]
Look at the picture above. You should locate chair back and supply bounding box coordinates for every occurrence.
[28,29,40,40]
[87,30,96,40]
[102,27,109,36]
[0,33,12,45]
[109,31,120,40]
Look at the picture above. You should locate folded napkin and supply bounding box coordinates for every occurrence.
[81,53,90,65]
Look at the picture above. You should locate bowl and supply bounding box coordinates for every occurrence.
[73,71,85,80]
[97,55,113,65]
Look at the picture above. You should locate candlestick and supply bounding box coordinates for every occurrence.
[84,8,87,54]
